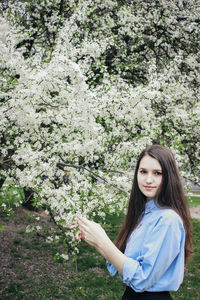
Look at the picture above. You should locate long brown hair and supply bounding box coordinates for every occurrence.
[115,144,193,262]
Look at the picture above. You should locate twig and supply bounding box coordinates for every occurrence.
[57,161,128,195]
[48,208,74,252]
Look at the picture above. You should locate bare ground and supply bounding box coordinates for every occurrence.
[0,205,199,298]
[189,206,200,220]
[0,207,74,299]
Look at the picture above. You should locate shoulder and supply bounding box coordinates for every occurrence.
[155,206,184,230]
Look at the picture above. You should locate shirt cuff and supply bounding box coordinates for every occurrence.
[106,260,118,276]
[123,257,139,285]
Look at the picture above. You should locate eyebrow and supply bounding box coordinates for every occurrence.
[139,167,162,171]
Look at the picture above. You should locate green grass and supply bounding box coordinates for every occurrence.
[171,219,200,300]
[187,196,200,207]
[190,190,200,195]
[1,210,200,300]
[0,185,200,300]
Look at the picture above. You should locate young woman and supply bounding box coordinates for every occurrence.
[76,144,193,299]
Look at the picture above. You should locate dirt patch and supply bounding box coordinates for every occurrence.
[0,206,50,232]
[0,207,75,298]
[189,206,200,220]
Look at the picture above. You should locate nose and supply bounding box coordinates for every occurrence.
[146,173,153,184]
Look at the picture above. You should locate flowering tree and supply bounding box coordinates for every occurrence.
[0,0,199,257]
[2,0,199,84]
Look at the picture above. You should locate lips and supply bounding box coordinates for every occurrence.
[144,186,155,190]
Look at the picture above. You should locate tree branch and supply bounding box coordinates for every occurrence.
[48,207,74,252]
[57,162,128,195]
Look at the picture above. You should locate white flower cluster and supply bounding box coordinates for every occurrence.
[0,0,199,255]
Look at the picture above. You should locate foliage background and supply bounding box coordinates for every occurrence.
[0,0,200,255]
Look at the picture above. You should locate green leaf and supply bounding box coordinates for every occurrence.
[0,224,5,231]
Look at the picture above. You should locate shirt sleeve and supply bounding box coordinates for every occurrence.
[122,213,185,292]
[106,260,118,276]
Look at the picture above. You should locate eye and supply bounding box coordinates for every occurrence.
[155,171,162,176]
[140,169,146,174]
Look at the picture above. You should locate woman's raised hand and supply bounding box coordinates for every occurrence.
[73,215,109,249]
[70,215,126,272]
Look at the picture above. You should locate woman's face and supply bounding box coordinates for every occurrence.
[137,155,163,201]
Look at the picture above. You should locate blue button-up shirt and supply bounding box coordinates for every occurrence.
[107,199,185,292]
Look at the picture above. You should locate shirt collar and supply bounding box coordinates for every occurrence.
[145,199,157,214]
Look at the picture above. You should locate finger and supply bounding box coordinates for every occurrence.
[77,219,88,232]
[78,224,88,235]
[75,231,84,242]
[68,220,78,230]
[85,239,95,247]
[77,215,89,225]
[69,224,77,230]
